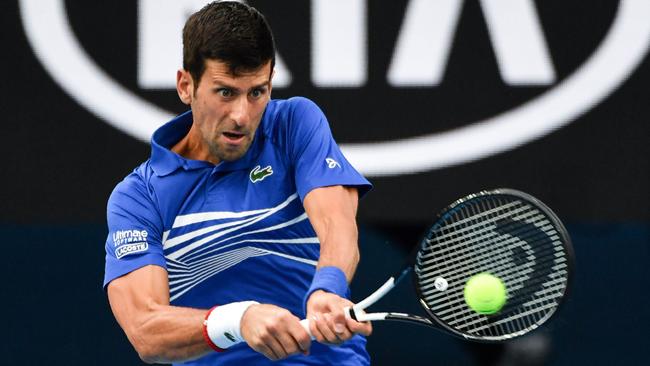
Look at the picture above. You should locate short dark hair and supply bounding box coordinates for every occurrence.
[182,1,276,86]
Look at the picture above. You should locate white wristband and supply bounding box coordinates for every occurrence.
[204,301,258,350]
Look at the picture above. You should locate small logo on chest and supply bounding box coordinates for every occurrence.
[250,165,273,183]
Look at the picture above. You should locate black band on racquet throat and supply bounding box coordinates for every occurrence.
[348,307,358,322]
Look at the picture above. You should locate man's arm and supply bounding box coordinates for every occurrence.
[107,265,310,363]
[107,265,210,363]
[303,185,372,344]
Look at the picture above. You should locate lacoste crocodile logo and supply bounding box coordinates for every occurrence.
[250,165,273,183]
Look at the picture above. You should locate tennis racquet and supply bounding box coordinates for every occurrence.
[301,188,573,342]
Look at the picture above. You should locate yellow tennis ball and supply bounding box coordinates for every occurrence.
[464,273,507,315]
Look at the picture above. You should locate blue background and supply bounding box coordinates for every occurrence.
[2,223,648,365]
[1,1,648,364]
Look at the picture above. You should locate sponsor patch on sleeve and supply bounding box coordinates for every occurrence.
[113,230,150,259]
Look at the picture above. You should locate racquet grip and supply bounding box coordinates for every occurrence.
[299,319,314,339]
[299,307,355,340]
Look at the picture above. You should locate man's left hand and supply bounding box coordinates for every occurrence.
[306,290,372,345]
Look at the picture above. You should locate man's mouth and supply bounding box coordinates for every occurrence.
[222,131,246,143]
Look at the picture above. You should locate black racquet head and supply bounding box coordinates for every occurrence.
[413,189,573,342]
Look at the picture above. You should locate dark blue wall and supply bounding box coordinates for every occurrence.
[2,0,649,364]
[2,223,647,365]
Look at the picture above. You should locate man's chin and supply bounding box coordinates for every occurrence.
[208,138,253,163]
[212,147,248,163]
[220,154,243,162]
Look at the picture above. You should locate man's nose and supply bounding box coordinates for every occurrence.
[231,97,251,127]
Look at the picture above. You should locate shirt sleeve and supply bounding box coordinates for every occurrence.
[287,97,372,201]
[103,173,167,289]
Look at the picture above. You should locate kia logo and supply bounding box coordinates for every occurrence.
[19,0,650,176]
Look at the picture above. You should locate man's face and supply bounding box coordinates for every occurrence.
[182,59,272,163]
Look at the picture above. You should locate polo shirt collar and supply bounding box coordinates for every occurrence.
[150,110,264,177]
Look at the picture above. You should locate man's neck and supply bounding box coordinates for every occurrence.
[171,124,220,165]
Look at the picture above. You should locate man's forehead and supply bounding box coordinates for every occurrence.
[204,60,272,84]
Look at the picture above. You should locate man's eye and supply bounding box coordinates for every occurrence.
[250,89,264,98]
[217,89,233,97]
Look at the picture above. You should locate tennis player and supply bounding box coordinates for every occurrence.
[103,1,372,365]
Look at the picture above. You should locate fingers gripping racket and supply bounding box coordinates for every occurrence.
[302,188,573,342]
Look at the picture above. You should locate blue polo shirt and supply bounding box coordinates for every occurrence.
[104,97,371,365]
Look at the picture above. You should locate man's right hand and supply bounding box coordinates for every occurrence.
[240,303,312,361]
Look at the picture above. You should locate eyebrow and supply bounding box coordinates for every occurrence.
[212,80,270,93]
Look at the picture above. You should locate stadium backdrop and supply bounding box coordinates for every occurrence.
[1,1,648,365]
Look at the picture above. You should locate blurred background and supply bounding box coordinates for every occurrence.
[2,0,649,365]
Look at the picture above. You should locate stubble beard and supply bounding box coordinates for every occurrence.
[207,135,252,163]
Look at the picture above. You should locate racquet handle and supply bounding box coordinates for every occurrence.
[299,319,313,339]
[298,307,357,339]
[298,276,395,338]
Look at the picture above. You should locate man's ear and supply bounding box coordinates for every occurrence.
[268,68,275,96]
[176,69,193,105]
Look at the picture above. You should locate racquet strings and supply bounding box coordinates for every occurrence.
[414,193,570,340]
